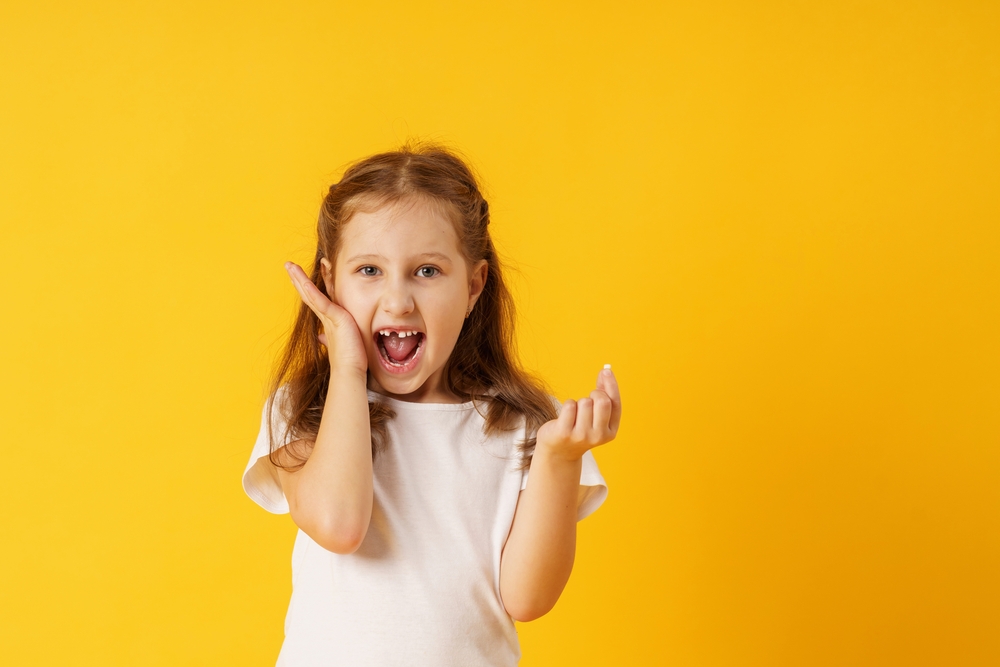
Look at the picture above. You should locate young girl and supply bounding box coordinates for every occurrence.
[242,145,622,666]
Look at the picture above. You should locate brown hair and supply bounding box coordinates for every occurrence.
[267,144,556,471]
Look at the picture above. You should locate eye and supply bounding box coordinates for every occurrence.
[359,266,379,277]
[417,266,440,278]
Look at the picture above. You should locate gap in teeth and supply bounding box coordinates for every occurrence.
[379,330,418,337]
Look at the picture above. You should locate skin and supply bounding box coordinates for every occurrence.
[277,195,623,622]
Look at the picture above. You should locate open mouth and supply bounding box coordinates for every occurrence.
[375,329,425,373]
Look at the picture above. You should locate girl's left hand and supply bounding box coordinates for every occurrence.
[535,367,622,462]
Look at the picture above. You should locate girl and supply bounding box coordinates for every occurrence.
[242,145,622,666]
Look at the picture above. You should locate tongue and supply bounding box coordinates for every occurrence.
[383,333,419,362]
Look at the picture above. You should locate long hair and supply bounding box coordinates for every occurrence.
[267,144,556,471]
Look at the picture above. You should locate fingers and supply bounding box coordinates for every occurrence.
[596,366,622,433]
[538,387,618,457]
[285,262,368,373]
[571,366,622,446]
[590,389,613,436]
[285,261,319,308]
[557,399,577,432]
[572,397,594,443]
[285,262,338,321]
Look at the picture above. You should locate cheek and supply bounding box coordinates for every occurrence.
[425,287,465,318]
[431,290,471,337]
[333,286,372,333]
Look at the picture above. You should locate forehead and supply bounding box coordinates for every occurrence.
[337,196,463,264]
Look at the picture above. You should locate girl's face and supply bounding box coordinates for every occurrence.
[321,196,487,403]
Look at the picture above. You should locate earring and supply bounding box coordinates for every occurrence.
[465,306,472,319]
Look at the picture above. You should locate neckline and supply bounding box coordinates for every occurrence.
[366,389,480,411]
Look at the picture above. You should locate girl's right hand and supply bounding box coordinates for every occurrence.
[285,261,368,375]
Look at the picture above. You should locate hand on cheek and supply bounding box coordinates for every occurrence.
[535,367,622,462]
[285,261,368,375]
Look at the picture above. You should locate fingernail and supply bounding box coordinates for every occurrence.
[284,262,292,271]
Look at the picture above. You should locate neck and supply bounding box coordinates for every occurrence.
[366,373,465,404]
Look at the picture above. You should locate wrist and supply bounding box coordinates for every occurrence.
[328,365,368,385]
[532,439,585,468]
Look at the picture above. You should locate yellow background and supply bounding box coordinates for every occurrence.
[1,1,997,665]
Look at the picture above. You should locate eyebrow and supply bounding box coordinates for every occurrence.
[344,252,453,264]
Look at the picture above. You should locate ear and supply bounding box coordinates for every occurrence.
[320,257,335,295]
[467,259,488,310]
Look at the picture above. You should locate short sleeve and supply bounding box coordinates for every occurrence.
[242,391,291,514]
[519,449,608,522]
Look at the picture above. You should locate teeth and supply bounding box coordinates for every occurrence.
[378,330,420,337]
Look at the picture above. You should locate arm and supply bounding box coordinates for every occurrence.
[275,262,373,555]
[499,368,622,622]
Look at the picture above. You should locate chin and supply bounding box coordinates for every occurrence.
[368,368,424,397]
[377,378,419,397]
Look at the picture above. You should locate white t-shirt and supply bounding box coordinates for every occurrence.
[243,390,607,667]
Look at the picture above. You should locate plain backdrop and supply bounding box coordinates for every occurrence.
[1,1,998,665]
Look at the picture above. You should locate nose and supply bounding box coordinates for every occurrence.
[380,275,414,316]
